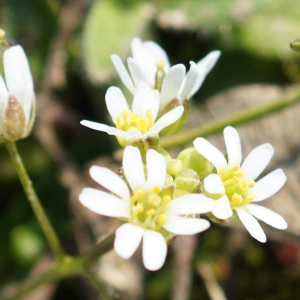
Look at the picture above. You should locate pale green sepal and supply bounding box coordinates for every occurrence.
[174,168,200,193]
[177,147,214,180]
[167,159,183,177]
[173,189,189,199]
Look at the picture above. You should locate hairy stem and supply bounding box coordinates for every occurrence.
[4,140,65,263]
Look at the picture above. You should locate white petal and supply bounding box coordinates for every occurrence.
[212,196,232,219]
[250,169,287,202]
[79,188,129,218]
[131,37,143,59]
[160,64,185,109]
[4,45,34,124]
[235,208,266,242]
[105,87,129,123]
[193,138,227,172]
[224,126,242,167]
[197,50,221,75]
[143,41,170,69]
[106,127,141,140]
[163,215,210,235]
[111,54,136,94]
[178,61,199,101]
[142,230,167,271]
[132,83,159,120]
[204,174,225,194]
[80,120,109,132]
[166,194,214,215]
[0,75,9,133]
[242,143,274,180]
[246,204,287,230]
[188,50,221,97]
[147,105,184,135]
[89,166,130,201]
[128,58,150,87]
[114,223,144,259]
[145,149,166,191]
[123,146,146,192]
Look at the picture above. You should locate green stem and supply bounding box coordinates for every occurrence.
[4,140,65,263]
[160,85,300,148]
[0,234,115,300]
[82,270,112,300]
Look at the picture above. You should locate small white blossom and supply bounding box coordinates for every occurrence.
[79,146,214,270]
[111,37,221,111]
[0,45,35,141]
[81,83,184,146]
[193,126,287,243]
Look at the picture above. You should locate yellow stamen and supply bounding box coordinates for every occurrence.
[163,195,171,203]
[232,193,243,205]
[152,186,161,194]
[146,209,156,216]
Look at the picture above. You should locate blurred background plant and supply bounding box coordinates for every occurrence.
[0,0,300,299]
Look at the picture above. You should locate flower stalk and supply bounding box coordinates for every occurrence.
[4,140,65,263]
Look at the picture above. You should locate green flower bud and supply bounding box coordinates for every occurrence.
[174,168,200,193]
[177,147,213,180]
[290,38,300,52]
[167,158,183,176]
[173,188,190,199]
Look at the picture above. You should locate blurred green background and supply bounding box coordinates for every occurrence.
[0,0,300,299]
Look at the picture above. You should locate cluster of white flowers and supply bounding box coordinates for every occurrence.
[79,37,288,271]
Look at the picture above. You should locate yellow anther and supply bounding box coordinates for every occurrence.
[136,203,144,213]
[158,214,166,223]
[232,165,240,171]
[163,195,171,203]
[147,209,156,216]
[152,186,161,194]
[138,119,148,133]
[232,193,243,205]
[233,176,239,183]
[240,181,249,190]
[136,190,144,198]
[156,61,166,69]
[0,29,5,38]
[121,109,131,117]
[234,169,243,177]
[249,180,255,188]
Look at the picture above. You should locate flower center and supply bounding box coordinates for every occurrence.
[220,165,255,207]
[129,186,171,231]
[116,109,154,134]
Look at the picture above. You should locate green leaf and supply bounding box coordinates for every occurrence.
[82,0,155,84]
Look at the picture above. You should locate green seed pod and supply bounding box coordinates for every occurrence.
[177,147,214,180]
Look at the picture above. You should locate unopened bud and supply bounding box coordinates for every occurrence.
[174,168,200,193]
[167,158,182,176]
[177,148,213,180]
[290,38,300,52]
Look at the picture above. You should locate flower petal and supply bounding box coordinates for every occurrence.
[128,57,150,87]
[204,174,225,194]
[80,120,109,132]
[212,196,232,219]
[79,188,129,218]
[142,41,170,69]
[163,215,210,235]
[114,223,144,259]
[235,208,266,242]
[166,194,214,215]
[193,138,227,172]
[145,149,166,191]
[246,204,287,230]
[89,166,130,201]
[123,146,146,192]
[105,87,129,123]
[178,61,199,101]
[250,169,287,202]
[147,105,184,135]
[160,64,185,109]
[111,54,136,94]
[241,143,274,180]
[4,45,34,124]
[142,230,167,271]
[106,127,141,140]
[132,83,160,120]
[224,126,242,167]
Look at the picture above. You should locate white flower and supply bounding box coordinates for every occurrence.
[111,37,221,111]
[80,83,184,146]
[0,45,35,141]
[193,126,287,243]
[79,146,214,270]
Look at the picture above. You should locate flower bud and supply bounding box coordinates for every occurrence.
[0,44,35,141]
[174,168,200,193]
[167,158,182,176]
[177,147,213,180]
[290,38,300,52]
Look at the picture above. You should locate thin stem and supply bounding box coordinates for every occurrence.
[160,85,300,148]
[82,269,112,300]
[4,140,65,263]
[0,234,115,300]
